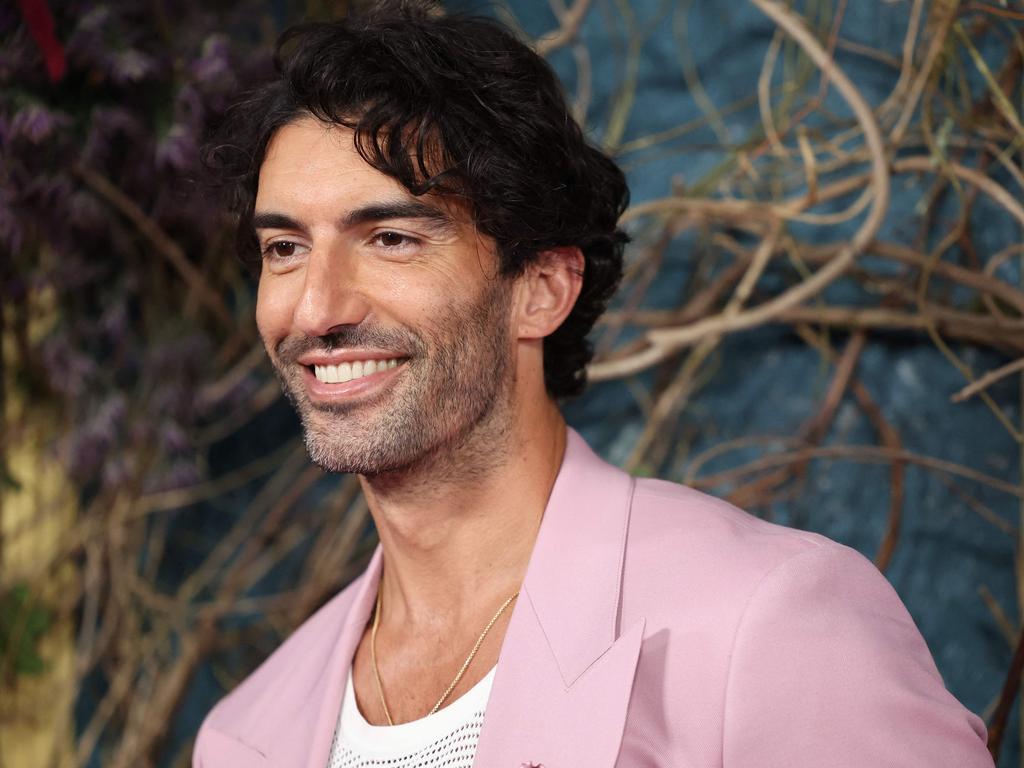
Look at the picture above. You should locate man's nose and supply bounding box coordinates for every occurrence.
[292,246,371,337]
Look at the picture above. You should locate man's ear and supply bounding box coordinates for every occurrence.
[515,247,584,340]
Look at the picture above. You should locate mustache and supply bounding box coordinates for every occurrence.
[275,325,424,362]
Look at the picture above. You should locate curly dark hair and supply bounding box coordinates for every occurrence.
[206,2,629,398]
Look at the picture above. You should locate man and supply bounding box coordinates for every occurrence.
[195,4,993,767]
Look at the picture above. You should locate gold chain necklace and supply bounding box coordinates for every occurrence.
[369,585,520,726]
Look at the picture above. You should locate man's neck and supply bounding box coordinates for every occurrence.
[358,399,567,631]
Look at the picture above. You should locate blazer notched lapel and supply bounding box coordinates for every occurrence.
[473,430,644,768]
[254,549,384,768]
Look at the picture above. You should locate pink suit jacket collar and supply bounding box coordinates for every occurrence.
[257,428,644,768]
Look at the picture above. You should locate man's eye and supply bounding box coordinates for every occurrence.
[262,241,303,260]
[373,231,417,248]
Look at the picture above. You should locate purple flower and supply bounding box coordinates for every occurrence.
[109,49,158,85]
[190,35,232,87]
[98,299,129,347]
[101,452,136,490]
[7,104,70,144]
[156,124,197,173]
[143,459,200,493]
[160,422,190,454]
[65,6,113,70]
[91,396,127,440]
[62,393,128,479]
[39,335,98,400]
[67,7,164,86]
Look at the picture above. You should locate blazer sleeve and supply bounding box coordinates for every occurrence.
[192,720,268,768]
[721,542,993,767]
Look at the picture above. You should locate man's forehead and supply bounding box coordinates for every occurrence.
[256,117,471,226]
[258,118,382,189]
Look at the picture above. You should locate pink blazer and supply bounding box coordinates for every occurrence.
[194,429,992,767]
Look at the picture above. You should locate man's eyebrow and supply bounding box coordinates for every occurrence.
[341,200,456,232]
[252,200,458,236]
[252,212,306,232]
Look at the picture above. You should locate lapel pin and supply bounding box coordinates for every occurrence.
[520,763,544,767]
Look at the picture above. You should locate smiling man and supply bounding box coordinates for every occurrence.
[194,4,993,768]
[253,136,521,480]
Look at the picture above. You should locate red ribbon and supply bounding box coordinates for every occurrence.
[17,0,66,82]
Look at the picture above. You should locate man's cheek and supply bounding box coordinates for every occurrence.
[255,310,275,352]
[255,276,293,334]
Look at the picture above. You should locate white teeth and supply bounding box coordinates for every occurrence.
[313,358,401,384]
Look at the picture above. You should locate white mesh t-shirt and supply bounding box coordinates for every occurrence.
[326,664,495,768]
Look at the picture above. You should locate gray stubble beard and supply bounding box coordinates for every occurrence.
[272,276,516,485]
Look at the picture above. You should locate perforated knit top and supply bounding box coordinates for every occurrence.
[326,664,495,768]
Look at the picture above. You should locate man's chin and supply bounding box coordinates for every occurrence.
[301,432,412,476]
[295,407,399,471]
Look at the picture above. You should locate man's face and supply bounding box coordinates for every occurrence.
[253,117,515,475]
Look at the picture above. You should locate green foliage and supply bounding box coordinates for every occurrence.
[1,463,22,492]
[0,583,53,684]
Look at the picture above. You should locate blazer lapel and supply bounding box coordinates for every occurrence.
[260,548,384,768]
[473,429,644,768]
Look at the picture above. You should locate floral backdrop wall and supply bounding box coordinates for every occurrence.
[1,0,1022,766]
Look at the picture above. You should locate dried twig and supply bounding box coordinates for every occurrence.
[952,357,1024,403]
[536,0,592,56]
[689,444,1024,500]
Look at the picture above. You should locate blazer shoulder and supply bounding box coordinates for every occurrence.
[620,475,881,635]
[200,571,366,736]
[629,476,834,573]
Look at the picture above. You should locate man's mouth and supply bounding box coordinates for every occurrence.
[311,358,402,384]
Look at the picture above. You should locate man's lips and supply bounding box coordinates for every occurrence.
[293,348,410,385]
[297,355,408,402]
